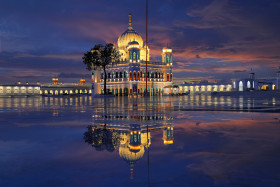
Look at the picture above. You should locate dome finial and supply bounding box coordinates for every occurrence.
[128,12,132,29]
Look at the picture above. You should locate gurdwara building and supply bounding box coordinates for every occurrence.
[92,13,173,96]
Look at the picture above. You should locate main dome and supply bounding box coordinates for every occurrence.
[117,13,144,49]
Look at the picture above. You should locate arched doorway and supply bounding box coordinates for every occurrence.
[239,81,243,91]
[247,81,251,89]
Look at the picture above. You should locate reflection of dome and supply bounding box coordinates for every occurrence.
[119,144,145,165]
[117,13,143,49]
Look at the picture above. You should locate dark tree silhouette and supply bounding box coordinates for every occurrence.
[82,43,120,95]
[84,125,121,152]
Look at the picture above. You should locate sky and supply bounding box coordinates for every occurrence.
[0,0,280,84]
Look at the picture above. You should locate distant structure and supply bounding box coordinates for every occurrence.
[0,83,40,97]
[232,69,280,91]
[0,78,91,97]
[92,13,173,96]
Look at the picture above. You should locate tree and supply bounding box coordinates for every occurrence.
[82,43,120,94]
[83,125,121,152]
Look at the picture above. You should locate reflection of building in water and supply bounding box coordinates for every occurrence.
[163,124,174,145]
[84,111,174,179]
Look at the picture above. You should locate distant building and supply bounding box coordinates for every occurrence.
[232,71,280,91]
[0,79,92,97]
[92,13,173,96]
[0,83,40,97]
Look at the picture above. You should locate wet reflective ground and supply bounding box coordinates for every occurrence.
[0,96,280,186]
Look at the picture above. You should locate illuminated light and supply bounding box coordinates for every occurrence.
[80,79,85,85]
[164,140,173,144]
[80,111,86,113]
[127,44,140,50]
[129,145,141,150]
[163,49,172,53]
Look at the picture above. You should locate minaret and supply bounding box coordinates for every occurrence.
[162,47,173,65]
[128,12,132,30]
[162,47,173,82]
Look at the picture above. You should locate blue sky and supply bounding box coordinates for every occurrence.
[0,0,280,83]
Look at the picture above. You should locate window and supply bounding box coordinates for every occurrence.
[125,71,128,78]
[133,52,136,60]
[133,71,136,81]
[167,74,170,81]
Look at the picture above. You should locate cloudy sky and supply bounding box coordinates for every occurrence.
[0,0,280,84]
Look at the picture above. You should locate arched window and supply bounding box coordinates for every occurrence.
[120,72,123,78]
[112,72,115,78]
[151,72,154,78]
[155,72,157,78]
[247,81,251,89]
[137,72,140,81]
[108,73,110,79]
[101,73,103,79]
[133,52,136,60]
[129,72,132,80]
[167,73,170,81]
[171,73,173,81]
[125,71,128,78]
[147,72,150,78]
[116,72,119,78]
[133,71,136,81]
[140,71,143,78]
[239,81,243,91]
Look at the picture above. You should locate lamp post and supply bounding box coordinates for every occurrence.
[144,0,149,97]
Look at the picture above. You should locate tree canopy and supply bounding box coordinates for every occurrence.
[82,43,120,94]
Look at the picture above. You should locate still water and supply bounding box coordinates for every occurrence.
[0,96,280,187]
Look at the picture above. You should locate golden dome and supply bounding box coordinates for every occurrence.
[119,144,145,163]
[117,13,143,49]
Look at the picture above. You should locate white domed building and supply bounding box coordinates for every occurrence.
[92,12,173,96]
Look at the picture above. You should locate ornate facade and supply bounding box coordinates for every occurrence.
[92,13,173,96]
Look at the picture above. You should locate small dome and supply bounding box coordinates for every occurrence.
[128,41,139,45]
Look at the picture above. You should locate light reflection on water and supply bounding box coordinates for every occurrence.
[0,96,280,186]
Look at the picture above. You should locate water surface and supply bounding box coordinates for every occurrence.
[0,96,280,186]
